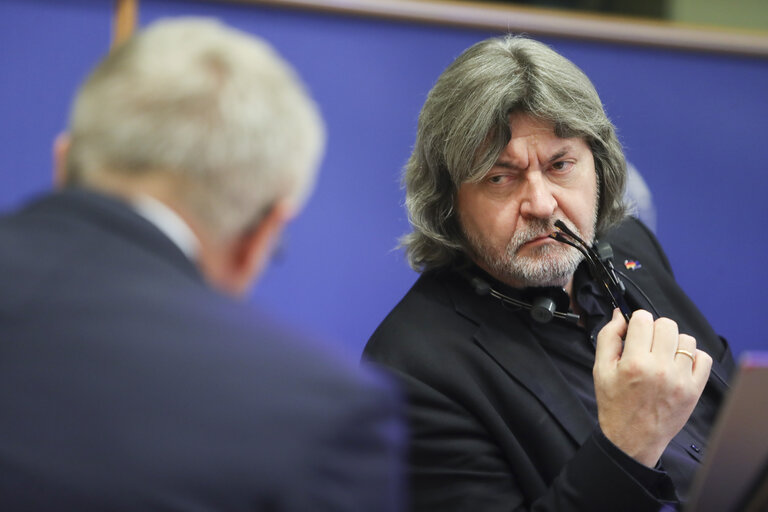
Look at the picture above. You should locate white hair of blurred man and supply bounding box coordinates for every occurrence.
[64,18,325,243]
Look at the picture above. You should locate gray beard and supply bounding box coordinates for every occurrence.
[463,217,588,288]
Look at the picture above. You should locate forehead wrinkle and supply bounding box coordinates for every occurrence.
[496,137,574,172]
[496,136,533,170]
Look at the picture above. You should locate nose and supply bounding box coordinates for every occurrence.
[519,171,557,219]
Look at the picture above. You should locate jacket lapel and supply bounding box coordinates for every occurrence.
[448,278,595,445]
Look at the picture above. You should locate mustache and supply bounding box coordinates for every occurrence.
[508,218,580,253]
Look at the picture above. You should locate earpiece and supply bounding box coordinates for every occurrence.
[530,296,559,323]
[467,273,580,325]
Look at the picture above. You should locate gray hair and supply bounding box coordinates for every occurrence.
[67,18,325,240]
[402,35,626,271]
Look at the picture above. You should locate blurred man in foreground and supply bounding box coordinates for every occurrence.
[0,18,401,511]
[364,35,733,511]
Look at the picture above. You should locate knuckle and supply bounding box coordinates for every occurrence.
[678,333,697,348]
[654,366,670,381]
[654,317,678,330]
[619,358,648,379]
[668,375,698,402]
[669,381,686,400]
[697,350,713,367]
[631,309,653,323]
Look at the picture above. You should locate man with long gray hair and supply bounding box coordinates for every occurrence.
[364,35,732,511]
[0,18,401,510]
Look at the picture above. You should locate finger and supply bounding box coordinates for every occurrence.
[692,349,713,392]
[650,317,679,360]
[595,308,627,367]
[673,334,696,371]
[621,309,654,360]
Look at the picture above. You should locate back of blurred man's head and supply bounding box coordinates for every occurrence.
[58,18,325,294]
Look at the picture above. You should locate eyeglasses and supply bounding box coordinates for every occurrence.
[549,219,632,323]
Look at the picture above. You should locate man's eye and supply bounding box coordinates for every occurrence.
[488,175,506,184]
[552,161,573,172]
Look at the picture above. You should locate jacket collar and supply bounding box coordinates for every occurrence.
[23,187,204,284]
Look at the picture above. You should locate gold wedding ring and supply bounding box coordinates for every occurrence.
[675,349,696,363]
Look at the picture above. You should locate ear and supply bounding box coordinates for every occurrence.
[52,132,71,188]
[226,199,296,296]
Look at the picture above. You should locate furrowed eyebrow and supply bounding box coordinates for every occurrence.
[493,160,521,170]
[494,145,575,169]
[547,147,572,163]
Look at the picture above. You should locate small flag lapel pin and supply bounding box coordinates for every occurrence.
[624,259,642,270]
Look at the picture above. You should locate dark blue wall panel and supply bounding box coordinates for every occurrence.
[0,0,112,211]
[2,0,766,359]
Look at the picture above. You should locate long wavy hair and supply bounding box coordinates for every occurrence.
[401,36,627,272]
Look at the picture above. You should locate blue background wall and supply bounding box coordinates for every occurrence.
[2,0,766,359]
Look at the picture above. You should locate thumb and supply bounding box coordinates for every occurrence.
[595,308,628,367]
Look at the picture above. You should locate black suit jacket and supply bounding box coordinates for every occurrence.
[364,218,733,511]
[0,188,403,511]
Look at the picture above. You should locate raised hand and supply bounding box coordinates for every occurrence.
[593,309,712,467]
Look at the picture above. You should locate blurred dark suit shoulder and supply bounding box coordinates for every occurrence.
[0,188,402,511]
